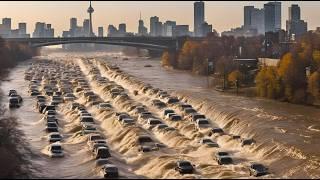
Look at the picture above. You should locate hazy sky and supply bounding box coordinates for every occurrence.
[0,1,319,36]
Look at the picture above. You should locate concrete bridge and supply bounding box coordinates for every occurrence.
[5,36,204,52]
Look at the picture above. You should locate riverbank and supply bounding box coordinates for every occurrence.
[0,75,33,178]
[0,38,36,178]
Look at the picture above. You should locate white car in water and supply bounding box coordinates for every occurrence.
[195,118,211,130]
[48,143,64,158]
[48,132,62,143]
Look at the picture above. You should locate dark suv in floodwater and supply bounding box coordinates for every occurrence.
[175,160,195,174]
[9,97,20,108]
[249,163,269,177]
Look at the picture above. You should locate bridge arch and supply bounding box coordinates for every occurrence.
[5,36,202,52]
[31,40,170,51]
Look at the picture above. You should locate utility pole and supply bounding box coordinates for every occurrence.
[206,58,209,88]
[235,79,239,95]
[223,65,226,90]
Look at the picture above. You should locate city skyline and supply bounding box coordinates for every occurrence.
[0,1,319,36]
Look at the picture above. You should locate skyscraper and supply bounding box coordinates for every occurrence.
[46,24,54,37]
[2,18,11,35]
[244,6,254,29]
[107,25,118,37]
[2,18,11,30]
[118,23,126,34]
[150,16,159,36]
[163,21,176,37]
[155,21,163,36]
[138,13,148,36]
[251,8,265,34]
[201,22,212,36]
[83,19,90,36]
[264,1,281,33]
[33,22,45,37]
[286,4,307,39]
[194,1,205,37]
[289,4,300,22]
[32,22,54,38]
[18,23,26,35]
[98,26,103,37]
[70,18,77,30]
[274,1,281,31]
[174,25,189,37]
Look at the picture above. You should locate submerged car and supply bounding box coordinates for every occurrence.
[138,145,153,153]
[208,128,225,136]
[169,115,182,121]
[102,164,119,178]
[89,140,108,152]
[120,118,135,126]
[163,109,175,118]
[94,146,111,159]
[46,122,59,132]
[9,97,20,108]
[82,124,98,135]
[98,103,112,110]
[146,118,163,129]
[48,132,62,142]
[249,163,269,177]
[200,138,219,148]
[80,116,95,124]
[10,94,23,103]
[63,93,76,102]
[8,90,17,96]
[138,112,153,120]
[45,110,56,116]
[190,113,206,122]
[214,152,233,165]
[241,138,255,147]
[175,160,194,174]
[48,143,64,157]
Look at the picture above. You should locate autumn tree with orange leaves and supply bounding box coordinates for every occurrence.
[256,32,320,104]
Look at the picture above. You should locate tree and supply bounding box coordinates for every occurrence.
[161,51,177,68]
[177,41,198,70]
[308,71,320,100]
[228,70,244,85]
[278,52,307,103]
[312,50,320,71]
[255,66,282,99]
[215,56,235,76]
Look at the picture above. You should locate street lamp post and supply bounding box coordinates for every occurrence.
[223,65,226,90]
[206,58,209,88]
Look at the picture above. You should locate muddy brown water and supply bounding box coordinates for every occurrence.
[0,52,319,178]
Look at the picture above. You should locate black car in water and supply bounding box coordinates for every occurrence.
[102,164,119,178]
[249,163,269,177]
[175,160,194,174]
[9,97,20,108]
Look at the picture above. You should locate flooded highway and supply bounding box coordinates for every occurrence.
[1,52,320,178]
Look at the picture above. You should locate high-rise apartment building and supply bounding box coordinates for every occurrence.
[194,1,205,37]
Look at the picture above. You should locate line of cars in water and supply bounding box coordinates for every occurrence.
[93,59,269,177]
[24,60,119,178]
[20,58,269,178]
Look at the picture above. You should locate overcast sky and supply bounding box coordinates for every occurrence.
[0,1,319,36]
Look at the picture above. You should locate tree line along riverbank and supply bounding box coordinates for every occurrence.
[161,32,320,106]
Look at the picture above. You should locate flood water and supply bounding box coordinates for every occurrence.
[1,51,319,179]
